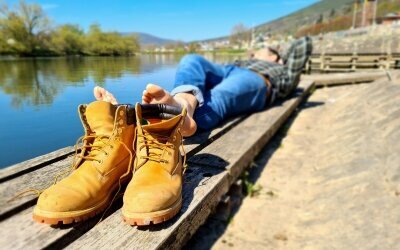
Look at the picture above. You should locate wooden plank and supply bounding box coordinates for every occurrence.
[308,53,398,72]
[189,80,314,176]
[0,155,74,221]
[183,116,245,156]
[0,116,244,249]
[0,116,242,220]
[322,68,355,73]
[0,116,243,183]
[0,146,75,182]
[325,62,354,65]
[302,71,388,86]
[0,164,228,250]
[64,80,314,250]
[0,81,312,250]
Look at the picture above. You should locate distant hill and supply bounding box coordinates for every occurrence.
[254,0,354,34]
[122,32,179,46]
[201,0,355,42]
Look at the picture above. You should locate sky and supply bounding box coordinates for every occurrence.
[5,0,319,41]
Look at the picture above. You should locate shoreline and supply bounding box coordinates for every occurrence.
[0,50,246,60]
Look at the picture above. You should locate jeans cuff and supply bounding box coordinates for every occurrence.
[170,85,204,107]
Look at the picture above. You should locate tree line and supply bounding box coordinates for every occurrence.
[0,1,140,56]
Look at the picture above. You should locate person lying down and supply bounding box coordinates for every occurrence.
[94,36,312,137]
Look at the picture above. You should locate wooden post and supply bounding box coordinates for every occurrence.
[321,54,325,72]
[352,51,357,70]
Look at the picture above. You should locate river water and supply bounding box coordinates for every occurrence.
[0,54,238,168]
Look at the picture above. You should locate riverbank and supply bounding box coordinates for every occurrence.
[141,49,246,56]
[0,50,245,60]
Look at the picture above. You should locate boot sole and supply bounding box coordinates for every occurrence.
[122,197,182,226]
[32,180,128,225]
[32,196,111,225]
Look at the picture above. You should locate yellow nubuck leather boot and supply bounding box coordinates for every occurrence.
[33,101,135,224]
[122,103,187,226]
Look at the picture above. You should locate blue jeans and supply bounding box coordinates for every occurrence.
[171,54,267,130]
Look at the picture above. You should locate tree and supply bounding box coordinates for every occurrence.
[0,1,140,56]
[84,24,139,56]
[230,23,251,49]
[0,0,50,55]
[50,24,84,55]
[188,42,200,53]
[0,30,9,54]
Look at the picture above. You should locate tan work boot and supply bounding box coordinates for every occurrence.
[122,103,187,226]
[33,101,135,225]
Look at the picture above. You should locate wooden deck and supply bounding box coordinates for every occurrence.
[302,71,391,87]
[306,54,400,73]
[0,72,389,249]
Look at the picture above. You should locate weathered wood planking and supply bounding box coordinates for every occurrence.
[64,80,314,250]
[0,146,75,182]
[302,71,388,86]
[307,54,399,72]
[0,116,243,249]
[0,80,313,250]
[0,155,74,221]
[0,117,243,215]
[189,80,314,179]
[0,164,227,250]
[66,164,229,250]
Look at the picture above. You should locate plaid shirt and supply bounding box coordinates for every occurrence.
[235,37,313,103]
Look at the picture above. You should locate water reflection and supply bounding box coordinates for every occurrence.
[0,54,187,108]
[0,54,239,168]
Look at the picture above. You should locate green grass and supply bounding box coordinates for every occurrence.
[241,170,263,198]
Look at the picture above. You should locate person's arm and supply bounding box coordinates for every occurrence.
[278,36,313,98]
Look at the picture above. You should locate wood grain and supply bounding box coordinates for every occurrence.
[0,113,243,249]
[0,80,313,250]
[66,80,314,250]
[0,146,75,182]
[302,71,388,86]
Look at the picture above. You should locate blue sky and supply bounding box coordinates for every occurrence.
[5,0,319,41]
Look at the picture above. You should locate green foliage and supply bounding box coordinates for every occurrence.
[296,15,353,37]
[0,56,143,107]
[83,24,139,56]
[241,170,262,198]
[187,42,200,53]
[0,1,140,56]
[0,0,50,55]
[50,24,84,55]
[296,0,400,37]
[377,0,400,17]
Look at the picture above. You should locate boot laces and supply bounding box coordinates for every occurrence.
[135,129,188,175]
[8,133,135,206]
[137,131,175,164]
[72,134,114,165]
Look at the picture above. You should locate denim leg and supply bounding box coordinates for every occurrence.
[194,66,267,130]
[171,54,226,107]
